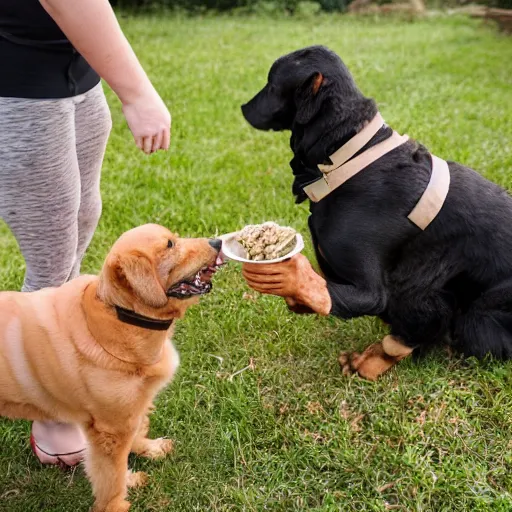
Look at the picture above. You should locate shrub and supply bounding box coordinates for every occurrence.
[109,0,512,11]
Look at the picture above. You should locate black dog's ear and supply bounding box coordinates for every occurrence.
[295,72,326,125]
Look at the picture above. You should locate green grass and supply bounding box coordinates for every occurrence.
[1,12,512,512]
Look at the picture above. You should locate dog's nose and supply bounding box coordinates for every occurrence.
[208,238,222,252]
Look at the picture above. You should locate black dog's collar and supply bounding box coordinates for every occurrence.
[290,156,322,204]
[115,305,173,331]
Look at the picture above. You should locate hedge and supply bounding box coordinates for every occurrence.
[109,0,512,12]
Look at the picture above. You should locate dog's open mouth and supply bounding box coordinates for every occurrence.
[166,256,225,299]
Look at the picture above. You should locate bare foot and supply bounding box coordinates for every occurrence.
[31,421,86,467]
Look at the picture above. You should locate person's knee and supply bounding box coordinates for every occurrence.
[79,193,102,235]
[69,192,101,281]
[22,224,79,292]
[23,263,75,292]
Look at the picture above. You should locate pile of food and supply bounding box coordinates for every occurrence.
[237,222,297,261]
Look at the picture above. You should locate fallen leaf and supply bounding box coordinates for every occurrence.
[306,401,324,414]
[416,410,427,425]
[350,414,365,432]
[339,400,351,419]
[303,429,324,443]
[377,482,396,493]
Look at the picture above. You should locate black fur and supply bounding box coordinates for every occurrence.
[241,45,512,359]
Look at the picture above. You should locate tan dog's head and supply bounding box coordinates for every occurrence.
[98,224,223,318]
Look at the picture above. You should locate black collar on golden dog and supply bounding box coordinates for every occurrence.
[115,305,174,331]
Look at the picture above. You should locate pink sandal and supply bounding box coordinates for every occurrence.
[30,421,86,467]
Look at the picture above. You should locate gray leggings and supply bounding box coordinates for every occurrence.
[0,83,112,292]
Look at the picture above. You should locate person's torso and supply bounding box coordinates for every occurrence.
[0,0,100,99]
[0,0,67,42]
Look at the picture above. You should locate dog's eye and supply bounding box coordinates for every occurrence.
[167,240,174,249]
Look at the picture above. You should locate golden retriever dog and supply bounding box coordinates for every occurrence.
[0,224,223,512]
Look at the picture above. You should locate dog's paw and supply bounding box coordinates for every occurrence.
[338,352,353,376]
[338,343,397,381]
[92,498,131,512]
[138,438,174,459]
[126,470,148,488]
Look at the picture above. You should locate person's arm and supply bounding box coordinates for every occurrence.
[40,0,170,154]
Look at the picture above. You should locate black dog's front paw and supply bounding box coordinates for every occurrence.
[338,343,400,381]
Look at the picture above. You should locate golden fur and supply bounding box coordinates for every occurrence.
[0,224,220,512]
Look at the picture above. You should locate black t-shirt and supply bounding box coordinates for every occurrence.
[0,0,100,99]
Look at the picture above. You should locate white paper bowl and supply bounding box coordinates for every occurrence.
[219,231,304,264]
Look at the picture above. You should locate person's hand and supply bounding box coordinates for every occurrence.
[242,254,310,297]
[122,85,171,154]
[241,254,332,315]
[283,297,316,315]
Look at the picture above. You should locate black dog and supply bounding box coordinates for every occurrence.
[241,45,512,378]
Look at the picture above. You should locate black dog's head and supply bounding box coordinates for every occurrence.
[241,45,363,132]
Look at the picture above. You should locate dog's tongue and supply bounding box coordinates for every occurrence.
[166,257,226,299]
[167,279,211,298]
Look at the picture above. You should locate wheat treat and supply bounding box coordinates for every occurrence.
[237,222,297,261]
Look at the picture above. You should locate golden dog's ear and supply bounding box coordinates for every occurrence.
[115,253,168,309]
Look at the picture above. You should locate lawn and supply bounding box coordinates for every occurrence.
[1,12,512,512]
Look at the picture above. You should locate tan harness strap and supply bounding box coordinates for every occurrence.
[318,112,385,173]
[407,154,450,230]
[304,131,409,202]
[302,111,450,231]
